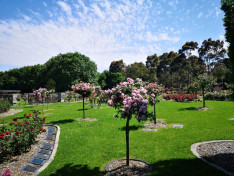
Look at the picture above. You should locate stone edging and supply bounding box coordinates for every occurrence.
[32,124,60,176]
[191,140,234,176]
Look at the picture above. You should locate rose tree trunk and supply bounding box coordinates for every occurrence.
[83,97,85,119]
[126,117,130,166]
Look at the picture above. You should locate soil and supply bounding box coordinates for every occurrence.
[196,141,234,174]
[144,122,167,129]
[76,118,98,122]
[105,159,152,176]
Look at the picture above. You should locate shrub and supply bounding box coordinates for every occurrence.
[0,99,11,113]
[205,91,232,101]
[0,111,46,158]
[163,94,200,102]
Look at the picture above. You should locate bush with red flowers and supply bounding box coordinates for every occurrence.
[0,99,11,113]
[163,93,200,102]
[0,110,46,158]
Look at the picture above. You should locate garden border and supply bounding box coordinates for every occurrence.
[191,140,234,176]
[32,124,60,176]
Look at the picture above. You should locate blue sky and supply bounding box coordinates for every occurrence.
[0,0,227,72]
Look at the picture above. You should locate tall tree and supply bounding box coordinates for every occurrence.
[179,41,198,58]
[98,71,124,89]
[145,54,159,82]
[43,52,98,92]
[221,0,234,83]
[124,62,149,81]
[109,60,126,73]
[198,38,226,74]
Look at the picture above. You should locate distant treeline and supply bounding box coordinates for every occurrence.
[0,52,98,93]
[0,38,232,93]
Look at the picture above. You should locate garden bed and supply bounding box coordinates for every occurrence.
[105,159,152,176]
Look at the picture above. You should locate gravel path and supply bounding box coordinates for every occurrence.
[196,141,234,175]
[0,109,23,118]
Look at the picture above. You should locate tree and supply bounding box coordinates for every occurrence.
[145,54,159,82]
[124,62,149,81]
[198,38,226,74]
[45,79,56,90]
[179,41,198,58]
[72,82,94,119]
[109,60,126,73]
[98,71,124,89]
[221,0,234,83]
[43,52,98,92]
[196,74,215,107]
[107,78,152,166]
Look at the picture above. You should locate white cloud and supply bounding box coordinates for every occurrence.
[197,12,203,18]
[42,2,47,6]
[57,1,72,16]
[0,0,181,72]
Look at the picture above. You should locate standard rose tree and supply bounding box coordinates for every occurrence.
[72,82,94,119]
[33,88,48,115]
[145,83,163,124]
[108,78,152,166]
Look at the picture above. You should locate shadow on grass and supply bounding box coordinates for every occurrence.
[49,163,105,176]
[77,108,90,111]
[119,125,142,131]
[178,107,197,111]
[49,119,75,124]
[149,158,225,176]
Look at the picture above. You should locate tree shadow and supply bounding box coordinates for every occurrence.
[77,108,90,111]
[119,125,142,131]
[49,119,75,124]
[178,107,197,111]
[49,163,105,176]
[149,158,226,176]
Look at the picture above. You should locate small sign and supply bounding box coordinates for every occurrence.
[230,118,234,120]
[35,153,50,160]
[41,142,54,150]
[30,158,46,165]
[38,149,52,155]
[22,164,39,173]
[173,124,183,128]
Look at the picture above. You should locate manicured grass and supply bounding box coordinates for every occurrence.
[1,101,234,176]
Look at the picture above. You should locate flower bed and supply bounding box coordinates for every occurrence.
[205,92,232,101]
[0,99,11,113]
[163,94,200,102]
[0,111,46,158]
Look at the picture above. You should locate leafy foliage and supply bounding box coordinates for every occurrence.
[0,99,11,113]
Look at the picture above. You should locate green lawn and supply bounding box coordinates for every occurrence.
[1,101,234,176]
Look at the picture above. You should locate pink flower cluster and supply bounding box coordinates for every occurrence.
[107,78,151,121]
[71,82,94,97]
[33,88,48,99]
[145,83,163,105]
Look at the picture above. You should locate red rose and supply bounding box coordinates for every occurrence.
[26,121,29,124]
[0,136,4,139]
[28,129,31,132]
[31,129,34,132]
[26,115,29,119]
[32,116,35,119]
[40,128,43,132]
[13,118,17,121]
[43,118,46,121]
[24,114,27,116]
[1,133,6,136]
[29,113,31,116]
[6,132,10,135]
[10,122,13,126]
[16,131,20,134]
[43,129,46,132]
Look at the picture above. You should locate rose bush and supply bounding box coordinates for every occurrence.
[0,99,11,113]
[163,93,200,102]
[0,110,46,158]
